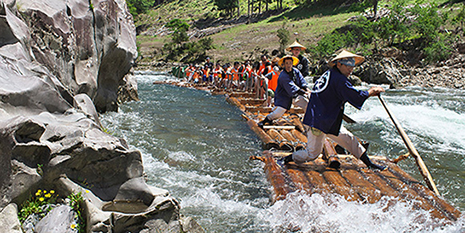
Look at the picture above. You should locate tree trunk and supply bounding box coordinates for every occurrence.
[248,0,250,17]
[373,0,379,17]
[237,0,240,17]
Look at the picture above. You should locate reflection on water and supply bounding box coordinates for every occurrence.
[101,71,464,232]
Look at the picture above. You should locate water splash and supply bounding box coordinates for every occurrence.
[265,191,465,233]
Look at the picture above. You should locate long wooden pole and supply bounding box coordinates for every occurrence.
[378,95,440,196]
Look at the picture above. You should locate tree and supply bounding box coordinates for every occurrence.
[166,19,189,47]
[126,0,157,16]
[277,18,290,54]
[214,0,239,17]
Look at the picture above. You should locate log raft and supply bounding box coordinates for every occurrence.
[156,80,461,222]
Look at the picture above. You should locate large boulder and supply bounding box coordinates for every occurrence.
[0,0,203,232]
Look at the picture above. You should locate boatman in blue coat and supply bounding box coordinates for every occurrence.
[280,49,386,170]
[258,55,310,127]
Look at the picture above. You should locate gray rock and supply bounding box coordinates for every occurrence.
[0,203,22,233]
[35,205,78,233]
[0,1,203,232]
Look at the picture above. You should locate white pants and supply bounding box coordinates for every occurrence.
[292,125,366,163]
[267,95,308,120]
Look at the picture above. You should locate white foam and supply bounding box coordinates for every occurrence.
[264,191,465,233]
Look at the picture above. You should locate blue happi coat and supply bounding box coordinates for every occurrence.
[274,67,308,110]
[303,68,369,136]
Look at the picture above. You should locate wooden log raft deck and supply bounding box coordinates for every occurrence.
[154,80,461,222]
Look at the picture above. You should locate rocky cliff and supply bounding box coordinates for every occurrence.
[0,0,202,232]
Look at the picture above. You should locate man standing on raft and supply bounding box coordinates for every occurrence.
[280,49,386,170]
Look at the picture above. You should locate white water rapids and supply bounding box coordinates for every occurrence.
[101,71,465,232]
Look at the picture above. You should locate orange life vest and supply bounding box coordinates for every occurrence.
[213,67,223,78]
[268,70,280,91]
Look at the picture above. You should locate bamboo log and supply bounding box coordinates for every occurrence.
[276,118,293,126]
[378,95,440,195]
[229,92,256,98]
[323,170,362,201]
[240,98,266,105]
[388,164,461,220]
[263,125,295,130]
[380,168,449,220]
[267,129,294,151]
[245,106,272,113]
[226,96,246,112]
[246,120,279,150]
[262,151,293,202]
[291,129,307,143]
[322,138,341,169]
[341,169,382,203]
[304,169,332,194]
[288,108,305,114]
[286,168,313,192]
[289,114,306,132]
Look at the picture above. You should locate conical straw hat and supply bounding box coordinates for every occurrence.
[329,49,365,67]
[286,41,307,51]
[278,55,299,67]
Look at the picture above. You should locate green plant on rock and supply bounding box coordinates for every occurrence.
[68,192,86,233]
[18,189,58,223]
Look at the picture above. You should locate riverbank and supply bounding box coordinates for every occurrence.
[134,50,465,89]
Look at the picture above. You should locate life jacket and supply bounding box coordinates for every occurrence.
[245,65,252,78]
[203,67,210,77]
[268,69,280,91]
[258,61,269,75]
[192,70,200,81]
[263,64,273,76]
[185,67,193,78]
[213,67,223,78]
[232,66,244,81]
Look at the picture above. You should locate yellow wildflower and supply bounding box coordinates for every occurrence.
[71,224,76,229]
[35,192,41,196]
[85,190,89,193]
[45,193,51,198]
[39,197,44,202]
[43,190,47,193]
[50,190,55,194]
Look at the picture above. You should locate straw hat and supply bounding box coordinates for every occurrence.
[329,49,365,67]
[278,55,299,67]
[286,41,307,51]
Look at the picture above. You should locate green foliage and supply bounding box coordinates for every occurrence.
[163,19,214,63]
[277,18,290,54]
[423,34,453,63]
[310,0,459,64]
[68,192,86,233]
[181,37,215,63]
[166,19,190,46]
[452,3,465,29]
[214,0,238,16]
[18,189,58,223]
[127,0,157,16]
[409,1,447,44]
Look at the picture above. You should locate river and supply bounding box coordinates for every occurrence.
[101,71,465,232]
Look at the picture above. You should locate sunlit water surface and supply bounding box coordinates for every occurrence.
[101,71,465,232]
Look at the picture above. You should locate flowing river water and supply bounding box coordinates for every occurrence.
[101,71,465,232]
